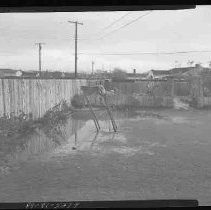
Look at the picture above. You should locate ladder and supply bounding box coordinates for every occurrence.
[84,94,100,132]
[81,85,117,132]
[101,94,117,132]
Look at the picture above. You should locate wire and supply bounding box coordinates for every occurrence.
[102,11,132,31]
[98,11,153,40]
[77,12,132,40]
[79,11,152,42]
[77,50,211,56]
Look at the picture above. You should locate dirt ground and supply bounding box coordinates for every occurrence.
[0,109,211,206]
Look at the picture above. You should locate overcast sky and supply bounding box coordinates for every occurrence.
[0,5,211,73]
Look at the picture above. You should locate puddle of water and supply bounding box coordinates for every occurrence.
[0,109,170,175]
[153,116,190,125]
[0,116,123,168]
[45,119,127,158]
[1,117,86,169]
[90,140,167,157]
[171,116,192,124]
[142,141,167,147]
[46,119,167,160]
[111,146,155,156]
[100,131,127,144]
[153,115,203,127]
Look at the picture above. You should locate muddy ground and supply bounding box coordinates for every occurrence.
[0,108,211,205]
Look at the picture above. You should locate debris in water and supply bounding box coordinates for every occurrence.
[133,111,164,119]
[173,97,189,110]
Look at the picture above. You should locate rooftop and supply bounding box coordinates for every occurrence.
[169,67,195,74]
[0,68,18,73]
[150,70,169,75]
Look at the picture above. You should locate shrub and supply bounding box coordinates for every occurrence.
[71,94,85,108]
[112,68,127,80]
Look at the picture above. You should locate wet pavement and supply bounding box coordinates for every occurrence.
[1,109,211,205]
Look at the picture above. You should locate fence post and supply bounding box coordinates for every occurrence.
[171,79,175,97]
[1,79,6,117]
[197,77,204,108]
[169,78,175,108]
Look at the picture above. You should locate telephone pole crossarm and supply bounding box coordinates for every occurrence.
[68,21,83,25]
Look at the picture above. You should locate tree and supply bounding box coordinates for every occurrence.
[190,61,194,67]
[112,68,127,80]
[195,63,202,68]
[187,60,194,67]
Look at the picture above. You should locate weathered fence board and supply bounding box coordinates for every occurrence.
[203,97,211,107]
[0,79,87,119]
[0,81,4,116]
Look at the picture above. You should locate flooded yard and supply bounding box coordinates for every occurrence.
[1,109,211,205]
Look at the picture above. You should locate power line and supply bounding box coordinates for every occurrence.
[99,11,153,40]
[102,11,132,31]
[77,12,132,40]
[77,50,211,56]
[79,11,152,42]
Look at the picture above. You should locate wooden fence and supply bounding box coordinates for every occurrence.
[112,80,173,96]
[88,78,211,108]
[1,78,211,120]
[0,78,87,119]
[88,93,173,108]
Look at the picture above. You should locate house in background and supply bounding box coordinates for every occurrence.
[43,71,75,78]
[92,70,110,79]
[16,70,39,78]
[0,69,74,78]
[166,64,211,78]
[127,69,142,80]
[181,64,211,77]
[0,69,19,77]
[0,69,40,78]
[144,64,211,80]
[126,69,148,80]
[146,69,169,79]
[168,67,192,76]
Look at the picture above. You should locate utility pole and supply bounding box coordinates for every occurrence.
[68,21,83,78]
[92,61,94,75]
[35,42,45,77]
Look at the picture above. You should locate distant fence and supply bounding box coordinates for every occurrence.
[88,93,173,108]
[88,78,211,108]
[112,80,173,96]
[0,78,87,119]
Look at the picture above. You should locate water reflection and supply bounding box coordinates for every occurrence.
[46,117,163,159]
[1,109,168,173]
[89,131,100,149]
[4,116,86,166]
